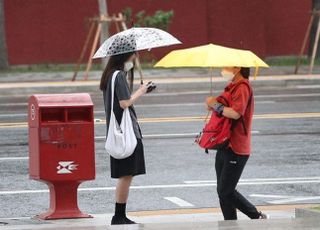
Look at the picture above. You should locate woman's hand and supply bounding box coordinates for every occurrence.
[206,96,217,110]
[138,84,148,95]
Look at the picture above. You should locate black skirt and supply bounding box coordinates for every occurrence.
[110,138,146,178]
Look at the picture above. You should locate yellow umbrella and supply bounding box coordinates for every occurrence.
[154,43,269,94]
[154,43,269,68]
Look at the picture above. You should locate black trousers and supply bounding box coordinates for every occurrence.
[215,147,260,220]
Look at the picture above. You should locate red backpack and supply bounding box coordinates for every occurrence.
[195,81,252,153]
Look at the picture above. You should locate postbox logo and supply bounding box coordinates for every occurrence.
[57,161,78,174]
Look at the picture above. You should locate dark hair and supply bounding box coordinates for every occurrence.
[240,67,250,79]
[99,52,135,90]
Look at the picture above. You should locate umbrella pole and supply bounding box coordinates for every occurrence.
[254,67,259,80]
[210,67,213,96]
[120,13,144,85]
[135,52,144,85]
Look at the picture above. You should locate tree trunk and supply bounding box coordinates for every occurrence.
[97,0,109,68]
[309,0,320,58]
[0,0,8,69]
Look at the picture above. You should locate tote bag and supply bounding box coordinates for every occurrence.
[105,70,137,159]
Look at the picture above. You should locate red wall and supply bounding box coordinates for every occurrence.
[4,0,98,65]
[4,0,312,65]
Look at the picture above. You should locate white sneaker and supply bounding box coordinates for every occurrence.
[259,211,269,219]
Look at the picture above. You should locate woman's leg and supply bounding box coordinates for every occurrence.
[116,175,133,203]
[232,190,260,219]
[217,148,260,220]
[112,175,135,225]
[216,148,238,220]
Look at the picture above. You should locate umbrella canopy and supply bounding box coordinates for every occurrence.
[93,27,181,59]
[154,43,269,68]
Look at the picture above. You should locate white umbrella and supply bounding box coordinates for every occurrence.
[92,27,181,58]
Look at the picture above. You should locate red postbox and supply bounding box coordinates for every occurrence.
[28,93,95,220]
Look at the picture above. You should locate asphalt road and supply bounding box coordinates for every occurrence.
[0,81,320,218]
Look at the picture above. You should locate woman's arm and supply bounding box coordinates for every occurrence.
[206,96,241,120]
[119,84,148,109]
[222,107,241,120]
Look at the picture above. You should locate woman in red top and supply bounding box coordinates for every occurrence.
[207,67,268,220]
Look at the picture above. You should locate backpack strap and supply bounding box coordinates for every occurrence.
[229,81,253,135]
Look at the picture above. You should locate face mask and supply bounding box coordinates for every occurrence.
[124,61,134,72]
[221,70,234,81]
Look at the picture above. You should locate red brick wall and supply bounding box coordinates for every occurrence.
[4,0,312,65]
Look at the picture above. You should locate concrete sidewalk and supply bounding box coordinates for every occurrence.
[1,65,320,83]
[0,204,316,230]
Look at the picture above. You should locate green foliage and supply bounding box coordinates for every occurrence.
[312,206,320,211]
[265,56,320,66]
[122,8,174,31]
[122,7,132,24]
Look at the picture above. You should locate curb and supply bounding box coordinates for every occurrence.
[0,76,320,95]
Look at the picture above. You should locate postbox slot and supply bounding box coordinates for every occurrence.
[67,107,92,122]
[41,108,65,123]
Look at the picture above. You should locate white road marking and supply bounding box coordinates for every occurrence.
[0,101,274,117]
[294,85,320,89]
[268,196,320,204]
[94,133,198,140]
[95,131,260,140]
[133,101,274,108]
[0,114,26,117]
[164,197,194,207]
[250,194,292,199]
[249,193,320,205]
[135,103,206,108]
[255,93,320,98]
[0,157,28,161]
[184,176,320,184]
[144,92,320,98]
[1,91,320,111]
[1,178,320,195]
[0,103,27,106]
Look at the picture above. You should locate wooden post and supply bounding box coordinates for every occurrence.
[72,21,96,81]
[295,12,315,74]
[0,0,8,69]
[72,14,128,81]
[83,22,102,80]
[309,13,320,74]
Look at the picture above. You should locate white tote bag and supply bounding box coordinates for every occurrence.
[105,70,137,159]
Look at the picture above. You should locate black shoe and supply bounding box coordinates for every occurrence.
[124,217,136,224]
[111,215,137,225]
[111,215,126,225]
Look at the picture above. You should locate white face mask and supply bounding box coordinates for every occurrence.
[221,70,234,81]
[124,61,134,72]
